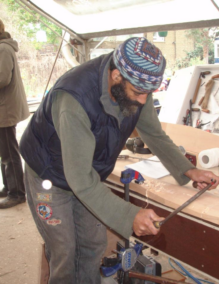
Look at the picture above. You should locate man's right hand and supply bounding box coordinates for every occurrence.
[133,208,164,236]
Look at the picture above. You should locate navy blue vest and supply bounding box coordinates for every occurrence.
[20,53,142,191]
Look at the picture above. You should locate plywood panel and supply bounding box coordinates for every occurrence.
[160,122,219,155]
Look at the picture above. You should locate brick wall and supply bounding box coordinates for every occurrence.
[146,30,194,69]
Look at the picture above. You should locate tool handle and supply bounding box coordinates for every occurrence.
[198,96,204,106]
[201,79,215,109]
[191,78,201,104]
[201,109,210,113]
[101,263,121,277]
[212,74,219,79]
[201,71,211,78]
[153,221,162,229]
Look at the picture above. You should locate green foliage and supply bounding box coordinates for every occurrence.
[185,28,213,45]
[208,44,215,64]
[1,0,62,46]
[175,28,217,69]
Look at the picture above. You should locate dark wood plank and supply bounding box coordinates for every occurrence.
[110,188,219,280]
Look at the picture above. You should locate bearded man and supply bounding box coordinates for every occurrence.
[19,37,219,284]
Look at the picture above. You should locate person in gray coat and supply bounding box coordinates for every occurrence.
[0,19,29,208]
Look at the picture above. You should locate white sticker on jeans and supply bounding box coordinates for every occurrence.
[47,219,62,226]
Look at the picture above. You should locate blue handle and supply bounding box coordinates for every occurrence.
[101,263,122,277]
[120,168,144,184]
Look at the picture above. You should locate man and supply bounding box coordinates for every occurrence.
[20,37,219,284]
[0,19,29,209]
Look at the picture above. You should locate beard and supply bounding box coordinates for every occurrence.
[111,81,144,117]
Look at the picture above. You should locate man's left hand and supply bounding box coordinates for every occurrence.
[185,168,219,190]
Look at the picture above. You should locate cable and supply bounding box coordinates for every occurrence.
[168,258,215,284]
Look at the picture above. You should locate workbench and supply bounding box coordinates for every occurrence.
[104,122,219,282]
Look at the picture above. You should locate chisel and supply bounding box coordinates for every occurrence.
[153,180,216,229]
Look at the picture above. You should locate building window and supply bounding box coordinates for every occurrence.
[153,32,165,42]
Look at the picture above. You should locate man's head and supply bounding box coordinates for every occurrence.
[0,19,5,34]
[109,37,166,116]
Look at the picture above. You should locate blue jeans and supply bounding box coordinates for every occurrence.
[24,169,107,284]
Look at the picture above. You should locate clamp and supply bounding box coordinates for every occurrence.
[101,242,143,277]
[120,168,144,204]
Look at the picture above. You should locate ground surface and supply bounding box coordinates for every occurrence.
[0,115,44,284]
[0,115,217,284]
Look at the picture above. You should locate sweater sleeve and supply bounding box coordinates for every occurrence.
[51,90,141,239]
[0,47,13,89]
[136,94,195,185]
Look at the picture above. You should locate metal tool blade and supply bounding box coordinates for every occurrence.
[153,181,215,229]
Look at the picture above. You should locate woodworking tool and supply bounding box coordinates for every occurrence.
[196,120,210,129]
[179,146,197,166]
[189,99,193,126]
[212,74,219,79]
[101,242,192,284]
[126,137,151,154]
[153,180,216,229]
[119,169,144,283]
[101,242,143,277]
[118,154,159,162]
[191,71,211,104]
[120,168,145,186]
[120,169,145,245]
[198,96,204,106]
[201,109,210,113]
[183,109,191,125]
[119,146,197,167]
[191,108,200,112]
[201,79,215,109]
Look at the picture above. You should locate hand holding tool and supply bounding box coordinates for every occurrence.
[153,180,216,229]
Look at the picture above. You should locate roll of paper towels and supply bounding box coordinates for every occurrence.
[198,148,219,169]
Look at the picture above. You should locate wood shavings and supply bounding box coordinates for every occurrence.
[142,179,166,208]
[143,179,165,191]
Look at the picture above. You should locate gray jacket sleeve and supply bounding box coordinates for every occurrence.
[136,94,195,185]
[51,90,141,239]
[0,46,13,89]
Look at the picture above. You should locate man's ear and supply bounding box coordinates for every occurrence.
[111,69,122,84]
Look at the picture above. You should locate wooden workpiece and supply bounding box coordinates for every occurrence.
[108,155,219,225]
[105,123,219,281]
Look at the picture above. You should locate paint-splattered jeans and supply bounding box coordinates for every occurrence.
[24,168,107,284]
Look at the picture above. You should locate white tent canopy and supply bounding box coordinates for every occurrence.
[17,0,219,40]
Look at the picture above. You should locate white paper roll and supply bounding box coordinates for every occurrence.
[198,148,219,169]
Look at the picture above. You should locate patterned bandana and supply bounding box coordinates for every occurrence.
[113,37,166,92]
